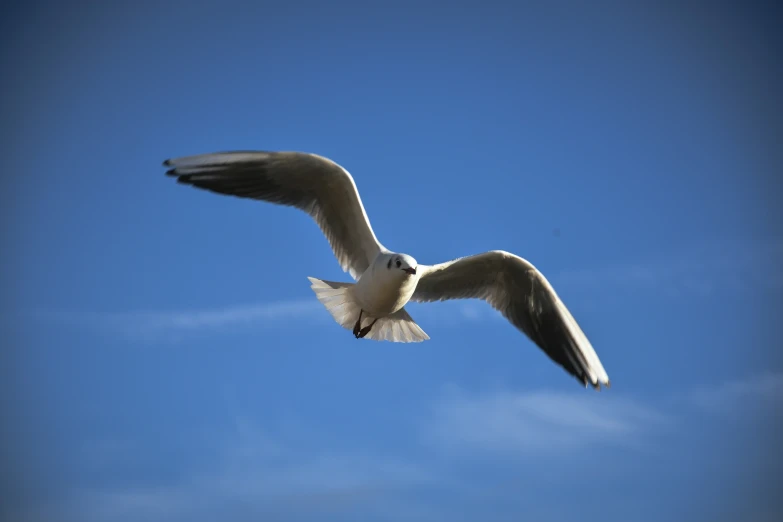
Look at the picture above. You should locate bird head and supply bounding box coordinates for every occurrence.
[385,253,418,276]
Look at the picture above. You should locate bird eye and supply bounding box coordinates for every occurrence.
[396,260,401,268]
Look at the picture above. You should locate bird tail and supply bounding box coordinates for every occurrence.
[307,277,429,343]
[308,277,361,331]
[365,307,430,343]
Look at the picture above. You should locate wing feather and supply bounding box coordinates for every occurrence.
[164,151,385,279]
[412,250,610,389]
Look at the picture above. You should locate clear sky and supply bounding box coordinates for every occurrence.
[2,2,782,521]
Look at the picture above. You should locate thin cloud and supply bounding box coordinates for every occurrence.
[459,303,482,320]
[37,299,322,342]
[60,418,439,522]
[405,300,487,326]
[41,293,494,343]
[555,236,783,296]
[25,381,752,522]
[423,386,668,455]
[689,371,783,413]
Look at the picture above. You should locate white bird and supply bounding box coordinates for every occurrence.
[164,151,610,390]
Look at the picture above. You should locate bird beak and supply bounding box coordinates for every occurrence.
[403,267,417,275]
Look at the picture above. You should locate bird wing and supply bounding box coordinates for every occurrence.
[164,151,386,279]
[412,250,610,389]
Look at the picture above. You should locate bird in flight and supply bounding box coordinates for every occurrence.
[164,151,610,390]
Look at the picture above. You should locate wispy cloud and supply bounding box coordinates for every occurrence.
[212,416,437,497]
[554,236,783,296]
[406,299,488,326]
[50,386,671,522]
[423,386,668,455]
[40,292,494,343]
[689,371,783,413]
[36,299,323,342]
[28,375,783,522]
[60,417,439,522]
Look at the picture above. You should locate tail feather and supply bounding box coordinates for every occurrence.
[363,307,430,343]
[308,277,429,343]
[308,277,362,331]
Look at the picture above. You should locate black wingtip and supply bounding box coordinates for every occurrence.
[165,168,179,177]
[162,158,172,167]
[580,375,603,391]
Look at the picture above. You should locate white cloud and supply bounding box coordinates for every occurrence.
[689,371,783,413]
[36,298,323,342]
[24,381,750,522]
[459,303,482,320]
[57,417,439,522]
[405,299,488,327]
[423,386,668,455]
[40,293,496,343]
[554,236,783,296]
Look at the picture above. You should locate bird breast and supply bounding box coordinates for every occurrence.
[355,269,418,317]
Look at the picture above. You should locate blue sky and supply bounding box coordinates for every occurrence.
[2,2,782,521]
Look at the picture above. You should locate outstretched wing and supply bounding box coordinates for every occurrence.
[164,151,386,279]
[412,250,610,389]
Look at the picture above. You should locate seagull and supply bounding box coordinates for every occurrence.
[163,151,610,390]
